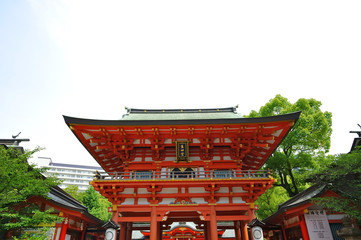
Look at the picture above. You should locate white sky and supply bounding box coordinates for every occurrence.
[1,0,360,166]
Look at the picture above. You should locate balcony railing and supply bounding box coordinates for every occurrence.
[94,170,271,181]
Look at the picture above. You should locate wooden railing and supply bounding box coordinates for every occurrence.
[94,170,271,181]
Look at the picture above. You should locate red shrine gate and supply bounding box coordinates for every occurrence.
[64,107,300,240]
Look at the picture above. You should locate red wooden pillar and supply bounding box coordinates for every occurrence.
[204,222,208,240]
[52,226,59,240]
[206,221,211,240]
[119,222,127,240]
[241,222,249,240]
[80,230,86,240]
[234,221,241,240]
[58,217,69,240]
[158,222,162,240]
[281,224,287,240]
[126,222,133,240]
[150,206,158,240]
[210,205,218,240]
[299,215,310,240]
[80,223,87,240]
[112,207,119,222]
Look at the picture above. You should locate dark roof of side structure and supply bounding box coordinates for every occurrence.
[350,137,361,152]
[48,186,104,225]
[263,184,328,224]
[0,138,30,153]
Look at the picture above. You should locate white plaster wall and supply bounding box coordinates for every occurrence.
[122,198,135,205]
[223,156,231,160]
[122,188,134,194]
[159,198,176,205]
[189,156,201,161]
[138,198,149,204]
[189,187,207,194]
[218,197,229,204]
[232,187,246,193]
[160,188,178,194]
[232,197,245,203]
[138,188,149,194]
[191,198,207,204]
[217,187,229,193]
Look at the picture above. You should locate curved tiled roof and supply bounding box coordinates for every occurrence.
[63,111,301,126]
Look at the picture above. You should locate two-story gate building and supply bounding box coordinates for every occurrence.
[64,107,300,240]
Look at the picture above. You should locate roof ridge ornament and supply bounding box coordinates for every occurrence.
[349,124,361,137]
[126,106,239,114]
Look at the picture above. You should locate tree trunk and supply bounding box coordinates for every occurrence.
[288,168,299,196]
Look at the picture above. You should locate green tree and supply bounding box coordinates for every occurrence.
[64,185,84,202]
[64,185,112,222]
[0,146,60,233]
[247,95,332,197]
[82,186,112,222]
[12,228,52,240]
[255,186,289,220]
[308,148,361,223]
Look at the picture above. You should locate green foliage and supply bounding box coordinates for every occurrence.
[308,148,361,223]
[12,228,52,240]
[88,196,112,222]
[246,95,332,197]
[82,186,101,210]
[65,186,111,222]
[63,185,84,202]
[83,186,112,222]
[255,186,290,220]
[0,146,60,231]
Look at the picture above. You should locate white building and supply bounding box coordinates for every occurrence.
[34,157,106,191]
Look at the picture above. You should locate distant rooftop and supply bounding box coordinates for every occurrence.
[0,138,30,153]
[50,162,103,171]
[36,157,103,171]
[122,106,242,120]
[0,138,30,146]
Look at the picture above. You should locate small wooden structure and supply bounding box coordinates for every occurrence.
[29,186,105,240]
[262,184,350,240]
[0,137,105,240]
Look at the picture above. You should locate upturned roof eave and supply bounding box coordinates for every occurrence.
[262,184,329,224]
[47,186,105,225]
[63,111,301,127]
